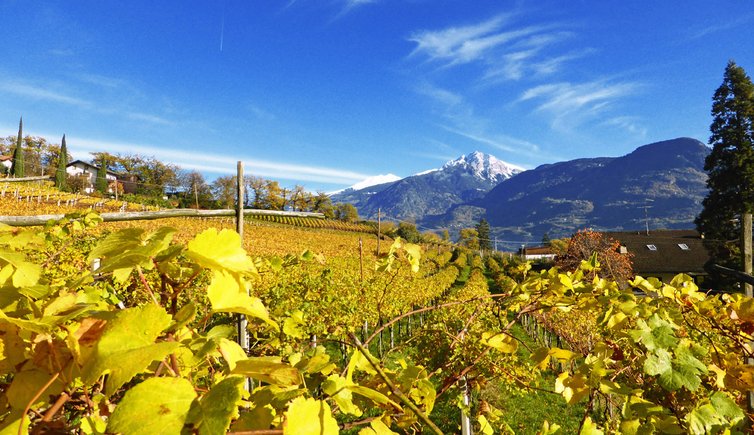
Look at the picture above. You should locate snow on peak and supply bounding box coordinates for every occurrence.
[442,151,523,182]
[349,173,401,191]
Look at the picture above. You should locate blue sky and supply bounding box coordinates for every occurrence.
[1,1,753,191]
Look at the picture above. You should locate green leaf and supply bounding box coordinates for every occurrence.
[655,343,707,392]
[644,349,672,376]
[187,376,247,435]
[284,397,339,435]
[231,357,302,386]
[107,377,197,435]
[187,228,255,274]
[82,304,179,394]
[630,314,678,352]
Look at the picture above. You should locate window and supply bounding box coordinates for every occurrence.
[678,243,690,250]
[646,244,657,251]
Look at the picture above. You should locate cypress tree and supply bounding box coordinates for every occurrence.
[476,218,492,251]
[55,135,68,190]
[10,117,24,178]
[696,60,754,283]
[96,157,108,194]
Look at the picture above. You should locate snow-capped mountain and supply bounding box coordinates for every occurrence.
[330,151,521,222]
[442,151,524,182]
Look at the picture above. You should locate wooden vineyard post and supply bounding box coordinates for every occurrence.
[744,213,754,412]
[359,238,364,283]
[377,208,381,255]
[235,161,251,392]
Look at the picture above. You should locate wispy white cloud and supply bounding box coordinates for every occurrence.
[415,82,463,107]
[602,116,648,139]
[75,73,130,89]
[331,0,378,21]
[63,135,373,185]
[690,13,754,40]
[248,104,276,122]
[408,15,581,83]
[0,80,91,108]
[519,80,641,131]
[126,112,174,126]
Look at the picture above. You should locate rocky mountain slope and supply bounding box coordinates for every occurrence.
[331,151,523,222]
[476,137,709,243]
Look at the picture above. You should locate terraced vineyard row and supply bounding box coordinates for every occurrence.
[248,212,375,233]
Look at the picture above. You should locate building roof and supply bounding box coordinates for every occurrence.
[606,230,710,275]
[67,160,120,177]
[521,246,554,256]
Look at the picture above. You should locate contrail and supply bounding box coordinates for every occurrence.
[220,0,225,52]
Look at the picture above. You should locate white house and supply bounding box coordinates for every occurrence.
[66,160,118,193]
[0,156,12,174]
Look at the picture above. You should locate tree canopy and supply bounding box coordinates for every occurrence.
[696,61,754,279]
[555,229,633,283]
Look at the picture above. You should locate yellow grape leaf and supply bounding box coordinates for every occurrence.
[708,364,726,389]
[187,376,247,435]
[206,270,277,329]
[283,310,306,339]
[403,243,421,273]
[579,417,604,435]
[555,372,589,405]
[6,367,65,409]
[0,409,28,435]
[0,321,25,373]
[231,357,302,386]
[538,420,562,435]
[107,377,197,435]
[346,349,378,382]
[218,338,248,371]
[482,332,518,353]
[322,374,362,417]
[0,263,12,286]
[348,385,403,411]
[11,261,40,288]
[284,397,339,435]
[231,405,276,432]
[358,418,398,435]
[187,228,255,274]
[81,304,180,394]
[478,415,494,435]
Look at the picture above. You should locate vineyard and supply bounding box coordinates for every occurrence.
[0,186,753,433]
[0,180,159,214]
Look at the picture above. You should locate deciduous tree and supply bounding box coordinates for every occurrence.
[556,229,633,283]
